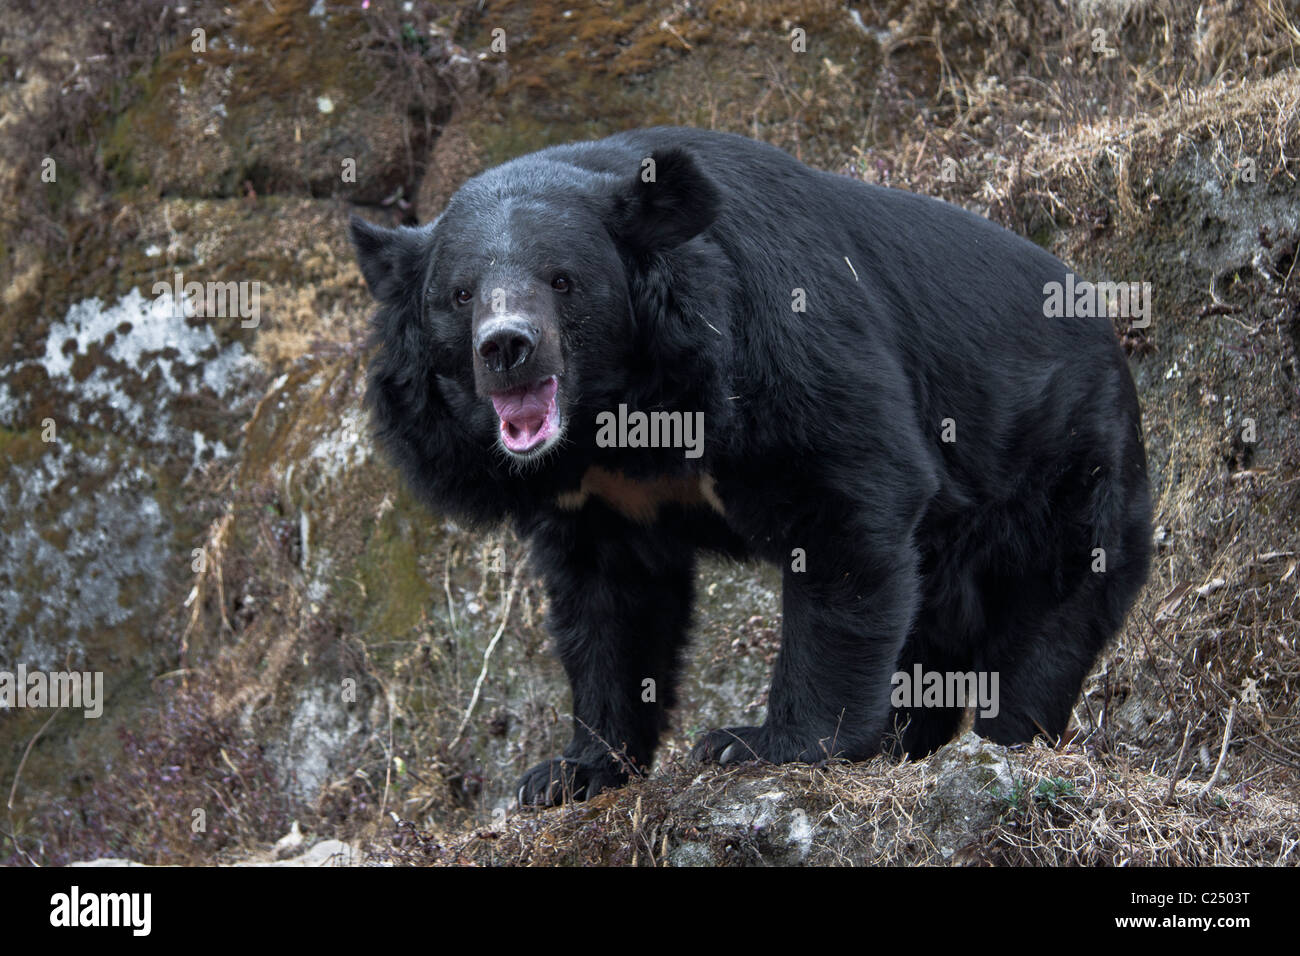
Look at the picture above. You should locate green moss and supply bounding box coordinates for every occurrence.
[462,0,879,174]
[468,114,618,168]
[352,498,438,640]
[99,47,198,191]
[0,425,45,464]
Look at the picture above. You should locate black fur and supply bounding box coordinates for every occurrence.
[350,127,1152,805]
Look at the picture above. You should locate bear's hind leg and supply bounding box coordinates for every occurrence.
[974,494,1151,745]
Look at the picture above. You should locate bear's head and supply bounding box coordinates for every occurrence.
[351,144,731,519]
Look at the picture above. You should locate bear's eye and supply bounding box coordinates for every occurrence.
[453,288,473,306]
[551,275,572,293]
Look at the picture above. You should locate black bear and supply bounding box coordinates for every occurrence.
[351,127,1152,806]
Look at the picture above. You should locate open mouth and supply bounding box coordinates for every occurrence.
[490,375,561,455]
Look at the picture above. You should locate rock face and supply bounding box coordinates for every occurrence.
[665,777,826,867]
[0,0,486,859]
[920,734,1017,861]
[0,288,258,670]
[664,734,1014,866]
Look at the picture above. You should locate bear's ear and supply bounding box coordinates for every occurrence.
[612,147,721,253]
[349,215,428,304]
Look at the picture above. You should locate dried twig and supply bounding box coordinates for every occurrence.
[1166,722,1192,803]
[1199,701,1238,798]
[7,710,59,812]
[450,551,527,751]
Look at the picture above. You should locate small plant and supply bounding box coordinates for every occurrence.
[1032,777,1078,807]
[1002,775,1079,815]
[399,23,429,52]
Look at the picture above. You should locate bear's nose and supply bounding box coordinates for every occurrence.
[475,318,537,373]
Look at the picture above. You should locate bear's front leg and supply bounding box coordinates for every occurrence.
[693,527,922,766]
[517,512,697,806]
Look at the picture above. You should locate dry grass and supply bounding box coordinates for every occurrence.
[977,746,1300,865]
[383,741,1299,866]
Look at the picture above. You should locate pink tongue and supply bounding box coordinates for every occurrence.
[490,377,557,448]
[491,377,557,424]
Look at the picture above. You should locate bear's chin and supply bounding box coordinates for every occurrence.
[497,415,565,464]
